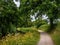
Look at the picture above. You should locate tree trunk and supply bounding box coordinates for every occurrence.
[50,18,54,29]
[47,18,54,32]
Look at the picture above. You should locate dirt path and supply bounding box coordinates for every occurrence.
[37,30,54,45]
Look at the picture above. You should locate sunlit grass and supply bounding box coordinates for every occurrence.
[38,24,49,31]
[0,28,40,45]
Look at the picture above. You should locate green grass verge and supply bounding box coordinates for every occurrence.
[17,27,38,33]
[51,22,60,45]
[0,27,40,45]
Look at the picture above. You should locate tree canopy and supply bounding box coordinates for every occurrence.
[0,0,60,36]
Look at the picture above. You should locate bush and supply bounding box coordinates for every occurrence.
[38,24,49,31]
[0,23,17,37]
[9,23,16,34]
[17,27,37,33]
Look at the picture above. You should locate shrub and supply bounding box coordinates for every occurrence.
[17,27,37,33]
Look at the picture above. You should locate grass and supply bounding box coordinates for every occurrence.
[17,27,37,33]
[0,27,40,45]
[51,22,60,45]
[38,24,49,31]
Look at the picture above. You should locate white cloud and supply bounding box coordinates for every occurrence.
[13,0,20,7]
[42,14,48,20]
[30,15,35,22]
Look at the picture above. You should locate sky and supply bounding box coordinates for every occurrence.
[13,0,20,7]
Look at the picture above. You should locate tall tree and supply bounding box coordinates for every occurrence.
[0,0,19,36]
[20,0,60,30]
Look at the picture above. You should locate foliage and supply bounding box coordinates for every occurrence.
[0,0,60,37]
[0,0,19,36]
[51,22,60,45]
[0,29,40,45]
[35,19,48,28]
[20,0,60,30]
[17,27,37,33]
[38,24,50,31]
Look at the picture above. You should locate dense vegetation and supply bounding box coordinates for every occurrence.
[0,0,60,45]
[51,22,60,45]
[0,28,40,45]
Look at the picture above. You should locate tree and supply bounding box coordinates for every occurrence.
[0,0,19,37]
[0,0,60,37]
[20,0,60,31]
